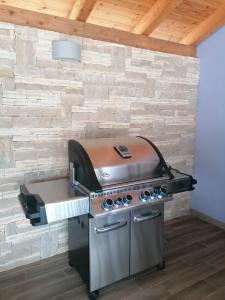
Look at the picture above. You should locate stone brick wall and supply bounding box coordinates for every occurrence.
[0,21,199,272]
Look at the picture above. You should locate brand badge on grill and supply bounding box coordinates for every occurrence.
[101,171,110,178]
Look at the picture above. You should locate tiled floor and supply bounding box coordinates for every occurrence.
[1,215,225,300]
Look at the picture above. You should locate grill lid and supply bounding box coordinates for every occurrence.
[68,136,173,192]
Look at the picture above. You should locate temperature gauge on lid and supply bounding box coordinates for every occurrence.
[114,145,132,159]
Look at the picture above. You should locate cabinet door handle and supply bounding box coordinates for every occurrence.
[95,220,127,233]
[133,210,161,223]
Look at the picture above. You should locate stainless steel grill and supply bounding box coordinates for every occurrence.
[67,136,196,299]
[19,136,196,300]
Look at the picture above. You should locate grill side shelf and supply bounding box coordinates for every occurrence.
[168,169,197,194]
[19,185,47,226]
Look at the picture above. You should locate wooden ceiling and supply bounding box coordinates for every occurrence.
[0,0,225,57]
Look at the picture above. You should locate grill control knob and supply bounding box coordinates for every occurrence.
[158,187,167,199]
[140,190,150,202]
[122,194,132,206]
[150,190,158,200]
[114,197,123,208]
[102,198,113,210]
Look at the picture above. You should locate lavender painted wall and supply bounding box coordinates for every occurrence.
[192,25,225,223]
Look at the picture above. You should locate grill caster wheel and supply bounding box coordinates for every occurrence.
[88,290,99,300]
[157,260,166,270]
[68,260,75,268]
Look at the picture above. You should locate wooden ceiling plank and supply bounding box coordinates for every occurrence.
[0,0,73,17]
[88,14,132,31]
[132,0,183,36]
[69,0,97,21]
[180,3,225,45]
[0,4,196,57]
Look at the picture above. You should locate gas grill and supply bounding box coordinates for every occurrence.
[19,136,196,300]
[67,136,196,299]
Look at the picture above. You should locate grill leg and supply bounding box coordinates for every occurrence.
[88,290,99,300]
[157,260,166,270]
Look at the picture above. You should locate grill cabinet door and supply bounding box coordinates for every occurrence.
[89,211,130,292]
[130,203,164,275]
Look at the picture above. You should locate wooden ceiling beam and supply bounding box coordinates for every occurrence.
[132,0,183,36]
[0,4,196,57]
[69,0,97,21]
[180,3,225,45]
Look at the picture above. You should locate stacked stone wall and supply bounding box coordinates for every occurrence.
[0,22,199,271]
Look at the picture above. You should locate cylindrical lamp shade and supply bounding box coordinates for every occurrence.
[52,40,81,62]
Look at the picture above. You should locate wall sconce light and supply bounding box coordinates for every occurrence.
[52,40,81,62]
